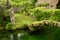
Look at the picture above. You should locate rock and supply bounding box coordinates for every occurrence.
[35,0,58,9]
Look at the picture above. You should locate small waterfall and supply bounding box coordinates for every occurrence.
[10,34,14,40]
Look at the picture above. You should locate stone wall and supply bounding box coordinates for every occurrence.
[35,0,58,9]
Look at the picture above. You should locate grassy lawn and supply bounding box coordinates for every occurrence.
[14,14,36,28]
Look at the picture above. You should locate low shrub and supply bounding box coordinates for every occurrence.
[31,8,60,21]
[6,23,16,30]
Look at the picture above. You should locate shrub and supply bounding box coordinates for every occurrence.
[31,7,45,21]
[50,9,60,21]
[31,8,60,21]
[0,6,10,27]
[6,23,16,30]
[37,3,49,7]
[6,23,12,29]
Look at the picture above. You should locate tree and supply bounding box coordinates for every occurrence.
[6,0,16,25]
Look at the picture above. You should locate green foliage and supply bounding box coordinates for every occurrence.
[11,1,31,6]
[10,1,34,15]
[0,0,60,30]
[31,8,60,21]
[6,23,12,29]
[12,0,28,3]
[6,23,16,30]
[57,0,60,9]
[30,0,37,4]
[10,0,49,15]
[49,9,60,21]
[0,0,6,5]
[0,6,10,27]
[37,3,49,7]
[0,0,11,27]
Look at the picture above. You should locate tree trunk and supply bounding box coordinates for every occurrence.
[9,7,15,25]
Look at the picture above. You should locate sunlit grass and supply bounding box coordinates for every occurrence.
[14,14,36,28]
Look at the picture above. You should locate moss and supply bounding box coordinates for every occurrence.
[23,20,60,32]
[14,14,36,28]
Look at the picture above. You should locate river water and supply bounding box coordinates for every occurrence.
[0,27,60,40]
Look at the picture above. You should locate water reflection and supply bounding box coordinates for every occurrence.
[0,30,23,40]
[17,33,22,37]
[17,33,22,40]
[0,28,60,40]
[10,34,14,40]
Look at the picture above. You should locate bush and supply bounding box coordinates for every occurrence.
[6,23,16,30]
[0,6,10,27]
[50,9,60,21]
[36,3,49,7]
[31,8,60,21]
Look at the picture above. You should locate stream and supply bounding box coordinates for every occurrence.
[0,27,60,40]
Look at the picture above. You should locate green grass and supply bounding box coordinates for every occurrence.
[14,14,36,28]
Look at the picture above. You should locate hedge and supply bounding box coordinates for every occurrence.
[31,7,60,21]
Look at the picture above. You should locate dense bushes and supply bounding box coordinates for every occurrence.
[0,0,60,30]
[0,5,10,27]
[31,8,60,21]
[10,0,49,14]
